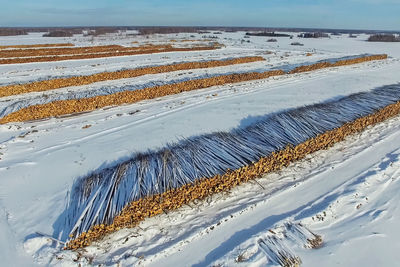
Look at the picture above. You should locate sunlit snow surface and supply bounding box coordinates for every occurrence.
[0,31,400,266]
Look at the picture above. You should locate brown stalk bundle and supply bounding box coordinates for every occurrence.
[0,54,387,124]
[0,44,221,64]
[290,54,387,73]
[0,44,170,58]
[0,70,284,123]
[66,99,400,249]
[0,43,75,49]
[0,56,265,97]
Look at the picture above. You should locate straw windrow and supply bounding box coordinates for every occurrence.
[62,83,400,249]
[0,43,223,64]
[0,54,387,124]
[0,56,265,97]
[0,43,75,49]
[0,45,127,58]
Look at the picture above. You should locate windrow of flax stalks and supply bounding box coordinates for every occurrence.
[61,83,400,249]
[0,44,170,58]
[0,43,75,49]
[0,70,284,123]
[0,54,387,124]
[289,54,387,73]
[0,44,222,64]
[0,56,265,97]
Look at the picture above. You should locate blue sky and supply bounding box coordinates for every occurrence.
[0,0,399,30]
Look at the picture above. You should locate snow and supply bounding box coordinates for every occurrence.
[0,31,400,266]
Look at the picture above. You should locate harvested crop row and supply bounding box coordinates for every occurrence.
[0,56,265,97]
[0,43,75,49]
[0,70,284,123]
[0,44,172,58]
[0,45,221,64]
[0,54,387,124]
[64,84,400,249]
[290,54,388,73]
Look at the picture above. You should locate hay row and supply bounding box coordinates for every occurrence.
[0,56,265,97]
[0,44,170,58]
[0,70,284,123]
[0,43,75,49]
[0,54,387,124]
[0,44,221,65]
[64,83,400,249]
[290,54,388,73]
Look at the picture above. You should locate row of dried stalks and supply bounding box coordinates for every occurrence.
[0,43,74,50]
[0,44,168,58]
[0,56,265,97]
[0,44,222,64]
[289,54,387,73]
[65,98,400,249]
[0,70,284,123]
[0,54,387,124]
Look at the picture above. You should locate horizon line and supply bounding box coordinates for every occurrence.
[0,25,399,33]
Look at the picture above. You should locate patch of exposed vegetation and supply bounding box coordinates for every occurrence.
[43,31,73,37]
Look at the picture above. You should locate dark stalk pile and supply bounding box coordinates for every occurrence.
[61,83,400,249]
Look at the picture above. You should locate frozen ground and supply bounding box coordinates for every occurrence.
[0,31,399,266]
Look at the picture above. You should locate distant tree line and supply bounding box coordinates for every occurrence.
[1,26,399,37]
[43,31,74,37]
[298,32,329,38]
[0,28,27,36]
[246,32,291,37]
[42,27,121,37]
[86,27,120,36]
[138,27,199,35]
[368,34,400,42]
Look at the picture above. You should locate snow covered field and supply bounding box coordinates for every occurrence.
[0,31,399,266]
